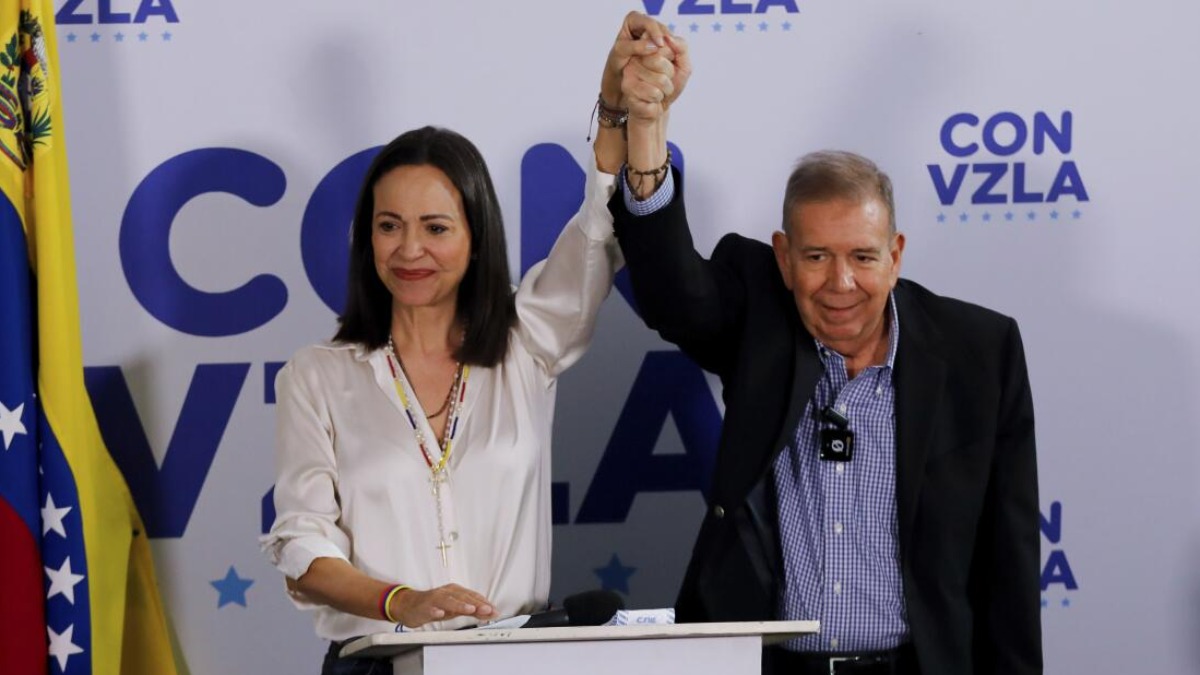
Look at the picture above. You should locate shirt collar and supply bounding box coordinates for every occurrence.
[347,341,379,363]
[883,291,900,369]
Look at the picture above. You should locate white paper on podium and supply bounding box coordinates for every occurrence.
[605,608,676,625]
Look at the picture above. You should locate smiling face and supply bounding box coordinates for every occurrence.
[371,164,472,313]
[772,196,904,362]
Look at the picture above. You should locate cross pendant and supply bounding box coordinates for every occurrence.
[430,471,447,496]
[436,539,452,567]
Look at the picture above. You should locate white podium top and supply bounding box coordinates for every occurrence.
[342,620,819,659]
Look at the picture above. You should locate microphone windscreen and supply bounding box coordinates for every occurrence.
[562,590,625,626]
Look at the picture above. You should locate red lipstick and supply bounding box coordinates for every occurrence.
[394,269,435,281]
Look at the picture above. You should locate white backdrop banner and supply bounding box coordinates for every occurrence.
[53,0,1200,673]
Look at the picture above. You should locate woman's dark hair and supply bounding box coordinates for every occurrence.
[333,126,516,366]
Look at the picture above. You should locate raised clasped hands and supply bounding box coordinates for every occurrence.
[602,12,692,125]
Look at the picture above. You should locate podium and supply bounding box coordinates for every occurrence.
[341,620,818,675]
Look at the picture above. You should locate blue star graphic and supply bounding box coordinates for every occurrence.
[759,21,769,31]
[689,23,699,33]
[66,33,77,43]
[114,32,125,42]
[211,566,254,608]
[1072,209,1082,219]
[138,32,149,42]
[593,554,637,595]
[90,32,100,43]
[982,212,992,222]
[1026,211,1036,221]
[1004,211,1014,221]
[936,213,945,223]
[162,31,173,42]
[1060,597,1070,608]
[1050,210,1059,220]
[958,213,968,223]
[782,21,793,31]
[712,22,722,32]
[736,22,746,32]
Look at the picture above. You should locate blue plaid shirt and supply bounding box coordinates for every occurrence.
[774,297,909,653]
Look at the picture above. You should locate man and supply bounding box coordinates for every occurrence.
[611,23,1042,675]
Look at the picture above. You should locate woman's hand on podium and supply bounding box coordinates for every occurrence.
[390,583,498,629]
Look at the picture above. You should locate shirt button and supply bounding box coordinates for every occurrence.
[448,531,459,542]
[838,404,847,413]
[834,522,844,535]
[835,463,845,474]
[875,385,883,396]
[713,505,725,518]
[833,582,842,595]
[830,637,840,649]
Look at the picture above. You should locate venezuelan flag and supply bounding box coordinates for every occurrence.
[0,2,178,673]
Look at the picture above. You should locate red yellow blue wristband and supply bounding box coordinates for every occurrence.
[380,584,410,623]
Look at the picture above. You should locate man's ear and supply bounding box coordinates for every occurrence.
[771,230,794,291]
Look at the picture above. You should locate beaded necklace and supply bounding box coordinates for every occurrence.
[385,337,470,566]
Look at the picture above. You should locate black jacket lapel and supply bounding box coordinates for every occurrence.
[893,284,948,564]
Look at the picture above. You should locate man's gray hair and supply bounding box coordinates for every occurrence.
[782,150,896,234]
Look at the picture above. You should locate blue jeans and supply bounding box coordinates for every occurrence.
[321,640,388,675]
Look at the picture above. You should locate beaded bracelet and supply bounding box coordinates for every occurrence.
[586,94,630,141]
[626,148,672,197]
[380,584,411,623]
[597,95,629,128]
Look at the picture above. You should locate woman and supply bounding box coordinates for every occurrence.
[260,15,683,674]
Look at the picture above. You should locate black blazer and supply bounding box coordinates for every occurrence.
[610,175,1042,675]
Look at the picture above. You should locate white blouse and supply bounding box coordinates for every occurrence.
[261,157,620,641]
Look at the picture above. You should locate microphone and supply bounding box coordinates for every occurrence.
[475,590,624,630]
[522,590,625,628]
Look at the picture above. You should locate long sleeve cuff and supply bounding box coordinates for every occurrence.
[261,532,349,581]
[621,167,675,216]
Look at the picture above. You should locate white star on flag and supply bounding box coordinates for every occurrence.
[45,557,86,604]
[47,624,85,671]
[42,494,72,538]
[0,400,27,450]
